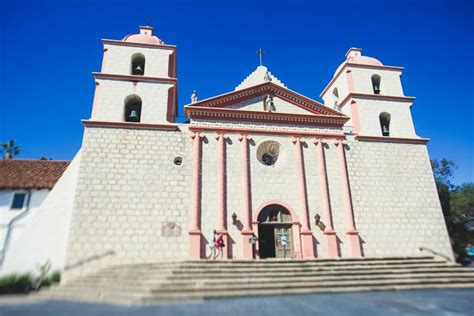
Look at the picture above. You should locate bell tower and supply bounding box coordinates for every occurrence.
[321,48,418,139]
[90,26,177,124]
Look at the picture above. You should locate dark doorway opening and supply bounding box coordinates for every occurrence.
[258,225,276,258]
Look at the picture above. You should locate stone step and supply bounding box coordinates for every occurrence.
[42,282,474,306]
[44,278,474,304]
[105,257,441,271]
[72,267,474,286]
[61,273,474,290]
[87,262,456,279]
[64,272,474,292]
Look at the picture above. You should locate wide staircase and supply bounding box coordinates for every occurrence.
[42,256,474,304]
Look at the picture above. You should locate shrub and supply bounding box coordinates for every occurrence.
[0,274,33,294]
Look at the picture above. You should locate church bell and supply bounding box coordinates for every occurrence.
[134,65,143,74]
[129,110,139,120]
[382,125,389,136]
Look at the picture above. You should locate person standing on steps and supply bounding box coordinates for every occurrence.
[215,233,225,259]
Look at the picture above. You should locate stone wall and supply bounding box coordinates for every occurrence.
[64,126,192,280]
[345,137,453,259]
[64,124,453,279]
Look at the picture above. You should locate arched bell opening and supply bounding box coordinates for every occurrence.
[379,112,391,136]
[131,53,145,76]
[256,204,295,259]
[124,94,142,123]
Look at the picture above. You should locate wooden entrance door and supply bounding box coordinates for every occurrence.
[275,225,293,258]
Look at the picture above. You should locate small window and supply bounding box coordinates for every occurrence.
[257,141,280,166]
[372,74,381,94]
[379,112,391,136]
[124,94,142,123]
[131,53,145,76]
[173,156,183,166]
[11,193,26,209]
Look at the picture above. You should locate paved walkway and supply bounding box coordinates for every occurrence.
[0,288,473,315]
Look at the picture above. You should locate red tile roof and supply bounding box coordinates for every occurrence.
[0,159,70,189]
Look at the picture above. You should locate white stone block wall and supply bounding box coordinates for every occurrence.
[355,99,417,138]
[345,138,453,259]
[321,70,350,108]
[350,67,404,96]
[64,126,192,280]
[91,79,174,124]
[64,123,452,279]
[102,44,174,78]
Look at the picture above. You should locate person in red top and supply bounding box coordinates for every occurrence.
[215,234,225,258]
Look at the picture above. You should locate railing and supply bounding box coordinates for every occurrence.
[64,250,116,271]
[419,246,453,262]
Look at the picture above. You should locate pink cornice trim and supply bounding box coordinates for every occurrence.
[321,63,404,97]
[82,120,180,131]
[93,72,177,84]
[355,135,429,144]
[337,93,416,110]
[188,125,346,139]
[184,82,343,117]
[102,39,176,50]
[253,200,300,224]
[186,106,349,127]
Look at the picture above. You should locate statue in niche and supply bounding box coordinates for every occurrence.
[264,94,275,112]
[191,90,198,103]
[264,71,272,82]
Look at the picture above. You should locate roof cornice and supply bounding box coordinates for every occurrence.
[83,120,180,131]
[355,135,429,144]
[93,72,177,84]
[102,39,176,50]
[186,106,349,127]
[338,93,415,109]
[189,125,346,139]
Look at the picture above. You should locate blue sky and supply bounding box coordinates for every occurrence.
[1,0,473,184]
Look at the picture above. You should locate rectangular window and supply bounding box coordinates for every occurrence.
[11,193,26,210]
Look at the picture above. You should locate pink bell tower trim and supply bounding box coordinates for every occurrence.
[216,133,229,259]
[239,134,255,259]
[314,139,339,258]
[189,132,203,259]
[335,140,363,257]
[292,137,315,258]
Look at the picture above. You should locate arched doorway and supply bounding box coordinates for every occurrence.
[257,204,294,258]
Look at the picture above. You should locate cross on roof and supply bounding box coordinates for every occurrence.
[256,48,265,66]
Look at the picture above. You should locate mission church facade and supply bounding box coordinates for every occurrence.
[1,26,454,279]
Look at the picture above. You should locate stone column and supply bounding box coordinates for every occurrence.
[314,139,339,257]
[216,133,229,259]
[239,134,254,259]
[335,139,363,257]
[189,132,203,259]
[292,137,315,258]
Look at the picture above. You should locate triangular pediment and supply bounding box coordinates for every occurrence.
[184,82,348,128]
[185,82,344,117]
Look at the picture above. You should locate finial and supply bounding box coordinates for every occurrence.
[191,90,198,103]
[256,48,265,66]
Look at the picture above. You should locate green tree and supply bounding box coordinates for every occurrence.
[431,159,474,264]
[1,140,21,159]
